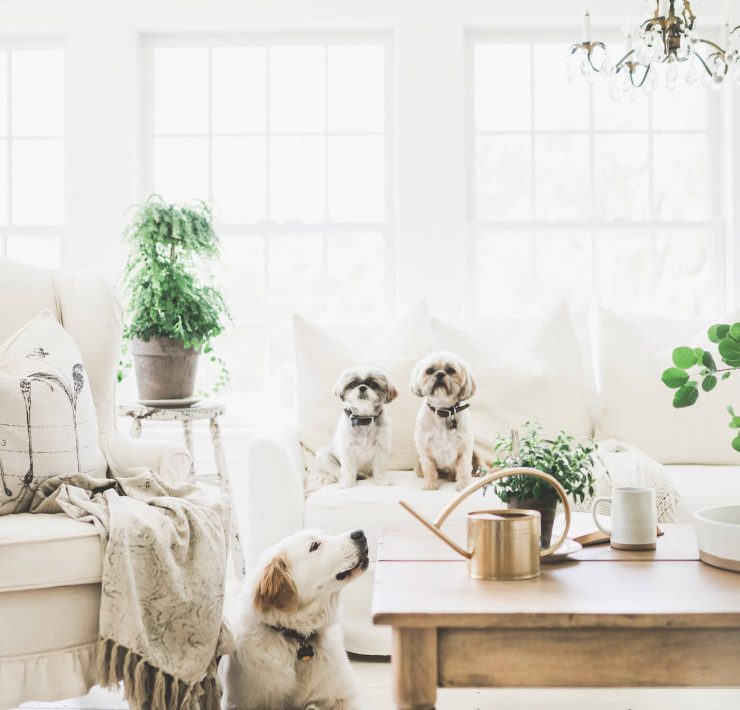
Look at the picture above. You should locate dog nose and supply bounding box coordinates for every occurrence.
[435,371,445,380]
[351,530,366,541]
[359,385,367,393]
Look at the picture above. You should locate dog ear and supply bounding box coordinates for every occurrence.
[409,362,424,397]
[253,554,298,613]
[461,369,477,400]
[385,375,399,403]
[333,370,350,401]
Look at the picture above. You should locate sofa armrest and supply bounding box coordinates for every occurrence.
[100,431,192,485]
[243,428,305,570]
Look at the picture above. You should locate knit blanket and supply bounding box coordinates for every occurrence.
[568,440,680,523]
[29,468,230,710]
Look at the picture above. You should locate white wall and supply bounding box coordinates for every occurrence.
[0,0,736,313]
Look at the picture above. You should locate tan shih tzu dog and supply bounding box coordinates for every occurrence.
[410,351,479,491]
[307,366,398,491]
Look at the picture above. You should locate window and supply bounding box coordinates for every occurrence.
[0,46,65,267]
[145,36,391,423]
[467,35,722,317]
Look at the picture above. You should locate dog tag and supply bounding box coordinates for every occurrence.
[297,643,314,662]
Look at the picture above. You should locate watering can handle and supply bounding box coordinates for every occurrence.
[399,467,572,559]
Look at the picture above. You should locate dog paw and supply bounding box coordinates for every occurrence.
[338,480,356,489]
[422,481,439,491]
[373,478,392,486]
[455,479,471,492]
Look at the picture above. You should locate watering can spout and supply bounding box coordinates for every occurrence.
[398,500,472,559]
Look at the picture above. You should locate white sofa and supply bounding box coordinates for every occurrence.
[0,259,191,709]
[243,305,740,656]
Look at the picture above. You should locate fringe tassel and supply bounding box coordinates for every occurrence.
[96,637,221,710]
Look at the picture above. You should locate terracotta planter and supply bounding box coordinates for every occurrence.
[508,497,558,549]
[131,336,200,400]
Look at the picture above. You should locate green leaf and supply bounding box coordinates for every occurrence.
[723,372,732,380]
[701,351,717,372]
[719,338,740,361]
[730,323,740,342]
[702,375,717,392]
[672,346,697,369]
[708,324,730,343]
[673,382,699,408]
[661,367,689,389]
[733,433,740,453]
[730,417,740,429]
[729,405,736,417]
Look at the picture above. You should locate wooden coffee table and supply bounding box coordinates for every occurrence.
[372,524,740,710]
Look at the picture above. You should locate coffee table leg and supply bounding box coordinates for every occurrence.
[392,628,437,710]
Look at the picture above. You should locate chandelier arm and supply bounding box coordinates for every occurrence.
[614,50,636,73]
[691,50,716,78]
[629,62,652,89]
[697,38,726,55]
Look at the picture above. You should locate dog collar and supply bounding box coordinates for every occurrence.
[344,408,378,427]
[266,624,318,662]
[428,401,470,419]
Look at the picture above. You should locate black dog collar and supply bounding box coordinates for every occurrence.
[267,624,318,662]
[428,401,471,419]
[344,408,378,427]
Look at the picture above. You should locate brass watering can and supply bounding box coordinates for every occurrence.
[400,467,571,581]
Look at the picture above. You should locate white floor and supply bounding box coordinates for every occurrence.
[15,663,740,710]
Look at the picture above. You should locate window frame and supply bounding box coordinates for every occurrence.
[0,37,66,261]
[139,31,396,326]
[464,28,726,316]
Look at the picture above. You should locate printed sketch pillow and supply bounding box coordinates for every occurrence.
[0,310,107,515]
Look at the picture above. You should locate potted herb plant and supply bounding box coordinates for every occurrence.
[483,422,595,548]
[123,195,229,401]
[660,321,740,452]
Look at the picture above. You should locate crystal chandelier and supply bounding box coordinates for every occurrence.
[570,0,740,96]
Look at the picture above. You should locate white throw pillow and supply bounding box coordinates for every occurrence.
[0,310,107,515]
[596,307,740,465]
[294,302,432,470]
[431,304,594,463]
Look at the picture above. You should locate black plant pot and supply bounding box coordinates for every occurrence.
[507,497,558,549]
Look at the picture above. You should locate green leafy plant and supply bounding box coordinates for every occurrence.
[660,322,740,452]
[482,422,595,503]
[122,195,230,391]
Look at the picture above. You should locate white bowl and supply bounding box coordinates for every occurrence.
[694,505,740,573]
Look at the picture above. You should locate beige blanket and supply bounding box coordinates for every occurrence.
[30,468,230,710]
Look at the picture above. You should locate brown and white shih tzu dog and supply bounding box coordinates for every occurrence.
[410,351,479,491]
[307,366,398,491]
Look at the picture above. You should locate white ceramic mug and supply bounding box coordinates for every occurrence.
[591,487,657,550]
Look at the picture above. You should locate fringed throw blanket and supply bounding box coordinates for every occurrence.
[29,468,230,709]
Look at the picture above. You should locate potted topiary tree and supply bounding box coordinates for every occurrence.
[660,321,740,452]
[482,422,595,548]
[123,195,229,402]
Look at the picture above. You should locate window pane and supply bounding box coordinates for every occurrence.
[268,232,324,319]
[328,136,384,222]
[593,134,650,220]
[475,44,531,131]
[653,133,711,220]
[269,46,325,133]
[6,235,60,268]
[269,136,325,222]
[328,45,384,133]
[533,44,588,130]
[153,48,209,135]
[652,82,708,131]
[475,135,532,220]
[154,136,209,203]
[595,231,652,310]
[0,140,7,224]
[475,230,534,316]
[12,49,64,137]
[592,47,649,131]
[218,234,265,322]
[654,229,714,315]
[212,136,267,222]
[12,139,64,225]
[325,231,385,320]
[534,135,589,220]
[212,47,267,134]
[534,231,592,308]
[0,52,8,137]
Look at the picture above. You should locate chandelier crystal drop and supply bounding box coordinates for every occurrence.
[570,0,740,96]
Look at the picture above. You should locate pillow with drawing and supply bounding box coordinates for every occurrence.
[0,310,107,515]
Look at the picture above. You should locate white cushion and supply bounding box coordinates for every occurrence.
[294,303,433,470]
[664,465,740,521]
[431,303,594,462]
[596,307,740,464]
[0,310,107,514]
[0,513,101,592]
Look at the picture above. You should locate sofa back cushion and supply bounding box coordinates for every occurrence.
[0,310,107,515]
[595,307,740,464]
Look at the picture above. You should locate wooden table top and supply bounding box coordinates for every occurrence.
[372,524,740,629]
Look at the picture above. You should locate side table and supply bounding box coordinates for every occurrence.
[117,400,246,579]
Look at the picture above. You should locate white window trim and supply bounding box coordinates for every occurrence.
[464,27,727,315]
